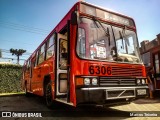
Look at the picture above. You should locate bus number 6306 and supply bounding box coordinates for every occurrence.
[89,65,112,75]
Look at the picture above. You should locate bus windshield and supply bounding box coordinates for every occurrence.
[77,17,141,64]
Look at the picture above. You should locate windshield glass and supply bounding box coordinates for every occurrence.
[112,26,141,63]
[76,17,141,64]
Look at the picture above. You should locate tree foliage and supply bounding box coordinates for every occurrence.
[10,48,26,64]
[0,64,22,93]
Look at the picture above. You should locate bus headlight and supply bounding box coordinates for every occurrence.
[92,78,98,85]
[84,78,90,85]
[141,79,145,84]
[137,79,141,84]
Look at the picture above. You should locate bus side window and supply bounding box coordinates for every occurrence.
[35,50,39,66]
[38,44,46,64]
[31,55,36,67]
[23,61,27,73]
[27,60,30,71]
[46,34,55,59]
[77,28,86,58]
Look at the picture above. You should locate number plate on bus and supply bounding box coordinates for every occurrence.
[89,64,112,75]
[137,89,146,95]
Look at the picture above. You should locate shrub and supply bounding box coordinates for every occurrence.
[0,64,23,93]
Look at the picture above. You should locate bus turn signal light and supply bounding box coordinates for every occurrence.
[76,78,84,86]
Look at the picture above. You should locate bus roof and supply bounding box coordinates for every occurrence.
[82,1,133,19]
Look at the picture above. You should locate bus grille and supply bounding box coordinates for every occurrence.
[111,65,143,77]
[99,77,136,86]
[106,89,135,99]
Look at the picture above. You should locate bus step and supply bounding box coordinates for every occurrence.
[55,98,73,106]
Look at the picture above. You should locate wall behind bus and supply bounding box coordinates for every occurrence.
[0,64,22,93]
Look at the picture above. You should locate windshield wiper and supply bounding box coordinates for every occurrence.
[122,26,130,46]
[107,27,110,46]
[119,30,129,54]
[111,26,118,61]
[119,31,124,49]
[92,17,110,46]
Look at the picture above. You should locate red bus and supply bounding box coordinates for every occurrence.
[22,1,148,107]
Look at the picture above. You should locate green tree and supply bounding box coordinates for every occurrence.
[10,48,26,64]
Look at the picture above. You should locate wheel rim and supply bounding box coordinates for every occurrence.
[46,84,52,106]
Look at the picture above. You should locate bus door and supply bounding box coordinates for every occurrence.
[153,53,160,90]
[56,33,68,98]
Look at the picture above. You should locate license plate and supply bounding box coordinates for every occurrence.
[137,89,146,95]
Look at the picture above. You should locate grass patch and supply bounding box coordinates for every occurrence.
[0,92,25,96]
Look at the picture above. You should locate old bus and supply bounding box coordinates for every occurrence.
[22,1,148,107]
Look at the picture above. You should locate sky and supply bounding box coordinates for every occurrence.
[0,0,160,64]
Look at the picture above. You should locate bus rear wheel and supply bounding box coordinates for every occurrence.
[45,82,54,108]
[24,83,30,97]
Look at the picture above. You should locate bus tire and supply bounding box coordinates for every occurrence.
[45,82,54,108]
[24,83,30,97]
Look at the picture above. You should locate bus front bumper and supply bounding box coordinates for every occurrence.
[76,86,149,105]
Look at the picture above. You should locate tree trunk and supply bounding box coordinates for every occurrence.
[17,55,19,64]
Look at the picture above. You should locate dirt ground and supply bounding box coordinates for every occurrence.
[0,94,160,120]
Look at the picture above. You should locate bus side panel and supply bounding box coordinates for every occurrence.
[31,66,39,94]
[35,57,55,96]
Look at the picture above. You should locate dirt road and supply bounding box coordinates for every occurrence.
[0,94,160,120]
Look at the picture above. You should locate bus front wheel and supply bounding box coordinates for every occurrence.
[45,82,54,108]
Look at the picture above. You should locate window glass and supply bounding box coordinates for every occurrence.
[40,44,45,54]
[46,45,54,59]
[46,34,55,59]
[35,33,55,64]
[77,17,141,64]
[112,27,140,63]
[24,61,28,71]
[48,34,55,47]
[38,53,45,64]
[35,51,39,66]
[77,18,116,61]
[31,54,36,67]
[23,62,27,73]
[38,44,46,65]
[59,39,67,70]
[155,54,160,74]
[77,28,86,58]
[27,60,30,70]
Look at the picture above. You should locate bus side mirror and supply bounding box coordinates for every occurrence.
[71,11,77,25]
